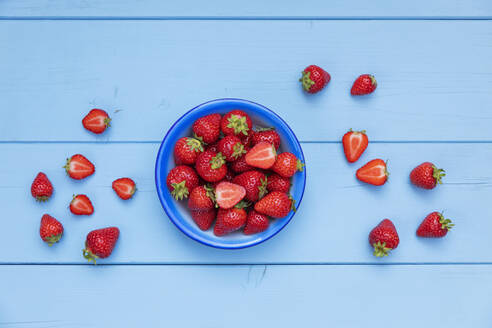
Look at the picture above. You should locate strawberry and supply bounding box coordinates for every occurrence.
[272,152,304,178]
[82,108,111,134]
[251,128,281,150]
[166,165,199,200]
[232,170,267,202]
[188,185,215,211]
[254,191,294,218]
[369,219,399,257]
[267,173,291,193]
[220,110,252,137]
[174,137,204,165]
[191,209,217,231]
[215,181,246,209]
[351,74,377,96]
[63,154,95,180]
[299,65,330,94]
[214,204,248,236]
[417,212,454,238]
[83,227,120,264]
[342,129,368,163]
[195,150,227,183]
[39,214,63,246]
[356,159,388,186]
[70,194,94,215]
[31,172,53,201]
[112,177,136,200]
[245,142,277,169]
[243,210,270,235]
[192,113,221,144]
[206,141,219,153]
[410,162,445,190]
[230,146,254,173]
[240,132,253,147]
[218,135,246,162]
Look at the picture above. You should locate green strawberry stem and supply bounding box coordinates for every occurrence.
[258,177,268,200]
[171,181,189,200]
[44,233,62,246]
[296,160,305,172]
[36,196,50,202]
[299,71,315,91]
[369,75,377,88]
[193,134,206,145]
[210,153,226,169]
[186,137,204,152]
[205,184,218,207]
[226,115,249,136]
[232,143,246,159]
[235,200,251,209]
[255,126,275,132]
[373,241,392,257]
[438,212,454,231]
[82,248,99,265]
[289,195,297,213]
[432,166,446,185]
[104,117,111,127]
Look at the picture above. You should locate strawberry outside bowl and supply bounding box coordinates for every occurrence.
[155,98,306,249]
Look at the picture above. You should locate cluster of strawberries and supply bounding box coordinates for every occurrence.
[30,109,136,263]
[341,129,452,257]
[166,109,304,236]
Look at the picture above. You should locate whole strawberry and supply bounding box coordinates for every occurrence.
[206,141,219,153]
[31,172,53,201]
[254,191,294,218]
[220,110,252,137]
[417,212,454,238]
[218,135,246,162]
[191,210,217,231]
[230,146,254,173]
[299,65,330,94]
[251,128,281,150]
[166,165,199,200]
[83,227,120,264]
[70,194,94,215]
[232,170,267,202]
[351,74,377,95]
[267,173,291,193]
[214,203,248,236]
[244,210,270,235]
[82,108,111,134]
[195,150,227,183]
[39,214,63,246]
[188,185,217,230]
[112,178,136,200]
[410,162,445,190]
[193,113,221,144]
[369,219,399,257]
[272,152,304,178]
[64,154,95,180]
[174,137,203,165]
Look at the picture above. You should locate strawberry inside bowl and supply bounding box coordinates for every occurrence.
[155,98,306,249]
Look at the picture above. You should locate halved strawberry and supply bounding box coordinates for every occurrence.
[356,159,389,186]
[215,181,246,209]
[70,194,94,215]
[112,178,136,200]
[245,142,277,169]
[82,109,111,134]
[342,129,368,163]
[63,154,95,180]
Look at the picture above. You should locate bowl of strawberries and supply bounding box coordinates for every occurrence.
[155,98,306,249]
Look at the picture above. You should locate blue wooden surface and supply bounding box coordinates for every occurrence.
[1,1,492,326]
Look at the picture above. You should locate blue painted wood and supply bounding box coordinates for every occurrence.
[2,143,490,264]
[0,0,491,18]
[1,21,491,142]
[1,265,491,327]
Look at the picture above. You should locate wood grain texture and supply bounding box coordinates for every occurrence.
[2,142,490,264]
[0,0,491,18]
[1,20,491,142]
[1,264,491,327]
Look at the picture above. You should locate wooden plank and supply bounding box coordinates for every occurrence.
[0,20,491,142]
[2,142,490,264]
[0,0,491,18]
[1,264,491,327]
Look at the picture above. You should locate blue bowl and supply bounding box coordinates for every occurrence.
[155,98,306,249]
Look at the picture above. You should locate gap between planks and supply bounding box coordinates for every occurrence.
[1,262,492,266]
[2,140,492,144]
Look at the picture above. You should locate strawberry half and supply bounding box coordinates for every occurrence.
[112,178,136,200]
[245,142,277,169]
[63,154,95,180]
[70,194,94,215]
[342,129,368,163]
[215,181,246,209]
[356,159,388,186]
[82,109,111,134]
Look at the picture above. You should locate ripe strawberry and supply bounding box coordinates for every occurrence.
[272,152,304,178]
[82,108,111,134]
[254,191,294,218]
[342,129,368,163]
[206,141,219,153]
[417,212,454,238]
[299,65,330,94]
[39,214,63,246]
[174,137,203,165]
[230,146,254,173]
[63,154,95,180]
[267,173,291,193]
[351,74,377,95]
[214,204,248,236]
[211,167,236,189]
[192,113,221,144]
[410,162,445,190]
[166,165,199,200]
[188,185,215,211]
[244,210,270,235]
[191,209,217,231]
[251,128,281,150]
[195,150,227,183]
[240,132,253,147]
[218,135,246,161]
[369,219,399,257]
[356,159,388,186]
[215,181,246,209]
[31,172,53,201]
[220,110,252,137]
[245,142,277,169]
[112,178,136,200]
[70,194,94,215]
[83,227,120,264]
[232,170,267,202]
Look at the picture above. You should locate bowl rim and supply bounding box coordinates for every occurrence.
[154,98,306,249]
